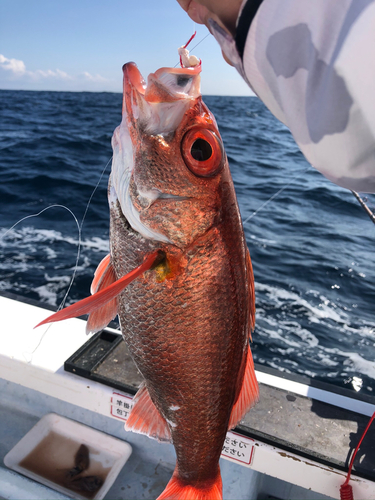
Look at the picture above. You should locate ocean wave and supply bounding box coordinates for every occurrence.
[1,90,375,393]
[255,282,349,324]
[0,226,109,252]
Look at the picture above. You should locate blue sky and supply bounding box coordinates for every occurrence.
[0,0,254,95]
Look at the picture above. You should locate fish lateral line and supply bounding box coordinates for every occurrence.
[34,250,163,329]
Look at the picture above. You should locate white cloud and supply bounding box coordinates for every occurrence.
[0,54,108,87]
[81,71,107,82]
[0,54,26,74]
[32,68,72,80]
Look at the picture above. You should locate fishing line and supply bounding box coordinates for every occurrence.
[189,32,211,53]
[30,156,112,357]
[1,204,82,362]
[80,156,113,232]
[242,167,309,225]
[2,156,113,360]
[174,32,211,68]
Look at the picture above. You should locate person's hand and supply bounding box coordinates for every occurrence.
[176,0,242,36]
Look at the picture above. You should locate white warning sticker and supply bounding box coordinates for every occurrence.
[110,391,134,421]
[110,392,255,466]
[221,431,255,466]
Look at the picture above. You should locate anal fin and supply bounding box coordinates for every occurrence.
[126,383,172,442]
[228,346,259,430]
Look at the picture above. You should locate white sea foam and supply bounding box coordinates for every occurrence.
[247,234,277,246]
[33,274,71,306]
[343,353,375,379]
[34,275,71,306]
[44,247,57,260]
[1,226,109,252]
[34,285,58,306]
[256,299,319,349]
[316,352,339,367]
[341,322,375,339]
[323,347,375,379]
[255,281,348,324]
[0,259,41,273]
[256,322,301,348]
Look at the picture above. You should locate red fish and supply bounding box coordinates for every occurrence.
[37,60,259,500]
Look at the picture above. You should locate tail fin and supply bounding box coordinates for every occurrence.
[157,468,222,500]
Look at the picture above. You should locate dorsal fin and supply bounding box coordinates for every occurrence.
[34,250,160,329]
[228,345,259,430]
[86,254,118,334]
[125,383,172,442]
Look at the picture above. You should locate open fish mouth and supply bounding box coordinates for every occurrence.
[122,61,201,104]
[121,62,202,136]
[110,62,202,244]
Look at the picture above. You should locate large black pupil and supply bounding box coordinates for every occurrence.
[191,139,212,161]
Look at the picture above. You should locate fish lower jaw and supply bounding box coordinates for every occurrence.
[109,179,171,244]
[127,204,171,243]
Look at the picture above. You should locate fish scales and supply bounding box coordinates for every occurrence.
[37,59,259,500]
[110,172,250,488]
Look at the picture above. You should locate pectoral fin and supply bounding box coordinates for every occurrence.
[86,254,118,334]
[34,250,161,329]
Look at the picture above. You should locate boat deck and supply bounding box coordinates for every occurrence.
[1,292,374,500]
[65,329,375,484]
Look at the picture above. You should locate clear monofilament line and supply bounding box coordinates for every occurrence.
[174,32,211,68]
[80,156,113,231]
[2,155,113,360]
[242,168,309,225]
[1,204,82,362]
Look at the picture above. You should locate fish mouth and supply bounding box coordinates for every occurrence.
[122,62,147,97]
[121,62,202,135]
[122,62,201,109]
[110,62,201,244]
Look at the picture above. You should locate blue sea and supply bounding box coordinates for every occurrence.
[1,89,374,396]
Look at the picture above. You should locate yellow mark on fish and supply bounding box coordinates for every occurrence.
[153,258,172,282]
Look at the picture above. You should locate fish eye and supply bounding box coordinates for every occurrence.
[191,138,213,161]
[181,128,224,177]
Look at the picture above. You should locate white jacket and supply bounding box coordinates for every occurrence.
[209,0,375,193]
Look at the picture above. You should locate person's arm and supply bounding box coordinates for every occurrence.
[178,0,375,193]
[237,0,375,193]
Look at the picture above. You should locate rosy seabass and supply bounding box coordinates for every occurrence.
[38,58,259,500]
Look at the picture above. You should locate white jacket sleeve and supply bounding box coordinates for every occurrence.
[210,0,375,193]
